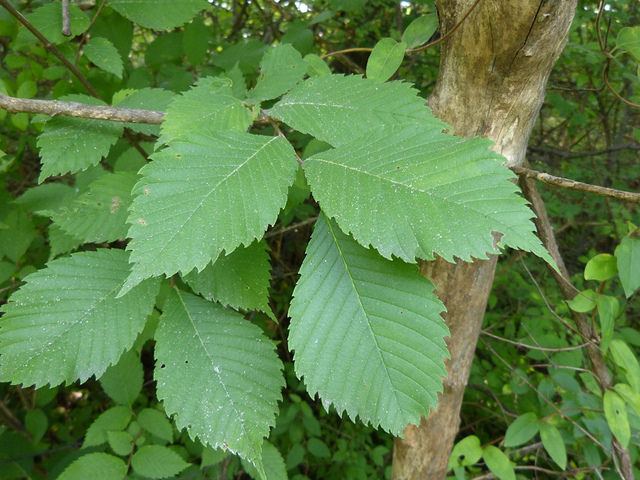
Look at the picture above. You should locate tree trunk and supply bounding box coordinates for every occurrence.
[392,1,577,478]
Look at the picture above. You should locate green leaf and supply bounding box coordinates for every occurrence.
[99,349,143,406]
[84,406,132,447]
[616,235,640,298]
[83,37,123,78]
[449,435,482,469]
[183,17,209,65]
[121,132,298,295]
[307,438,331,458]
[504,412,539,447]
[615,26,640,61]
[596,295,619,353]
[303,126,553,265]
[154,289,284,474]
[584,253,617,282]
[288,214,448,435]
[158,77,253,144]
[366,38,406,83]
[50,172,137,244]
[269,75,448,147]
[247,44,306,103]
[567,289,598,313]
[14,183,76,215]
[25,409,48,444]
[137,408,173,443]
[15,3,89,46]
[37,95,123,182]
[58,453,126,480]
[107,430,134,456]
[539,422,566,470]
[113,87,175,137]
[131,445,189,478]
[0,250,159,387]
[603,390,630,448]
[402,14,439,49]
[614,383,640,416]
[609,339,640,393]
[109,0,208,30]
[47,224,83,260]
[242,441,287,480]
[482,446,515,480]
[304,54,332,77]
[0,208,36,261]
[183,241,272,314]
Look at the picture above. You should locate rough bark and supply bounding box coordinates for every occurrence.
[392,1,577,479]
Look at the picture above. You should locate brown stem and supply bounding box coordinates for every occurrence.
[0,0,101,98]
[0,93,165,124]
[512,165,640,204]
[61,0,71,36]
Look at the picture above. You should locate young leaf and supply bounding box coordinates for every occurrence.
[603,390,630,448]
[615,26,640,61]
[0,250,159,388]
[366,38,406,83]
[614,383,640,416]
[109,0,207,30]
[482,446,515,480]
[596,295,618,353]
[58,453,126,480]
[304,54,332,77]
[106,430,134,456]
[539,422,567,470]
[247,44,306,103]
[609,339,640,393]
[503,412,539,447]
[303,126,553,265]
[566,289,598,313]
[154,289,284,474]
[99,349,143,406]
[121,132,298,295]
[137,408,173,443]
[50,171,138,244]
[288,214,448,435]
[402,14,439,49]
[159,77,253,145]
[183,241,272,315]
[241,441,287,480]
[37,95,123,182]
[269,75,448,147]
[616,235,640,298]
[584,253,617,282]
[83,37,123,78]
[448,435,482,469]
[84,406,132,447]
[131,445,189,479]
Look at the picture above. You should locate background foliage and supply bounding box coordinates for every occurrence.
[0,0,638,479]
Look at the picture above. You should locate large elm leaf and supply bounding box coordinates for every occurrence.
[37,95,123,182]
[268,74,447,146]
[288,214,448,434]
[109,0,208,30]
[113,87,175,136]
[159,77,253,145]
[121,131,298,295]
[183,241,272,315]
[247,44,306,103]
[0,249,159,388]
[155,288,284,477]
[304,126,554,265]
[50,171,137,244]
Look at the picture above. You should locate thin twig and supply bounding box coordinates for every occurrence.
[265,217,317,239]
[511,165,640,204]
[482,330,590,352]
[0,93,165,124]
[0,0,100,98]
